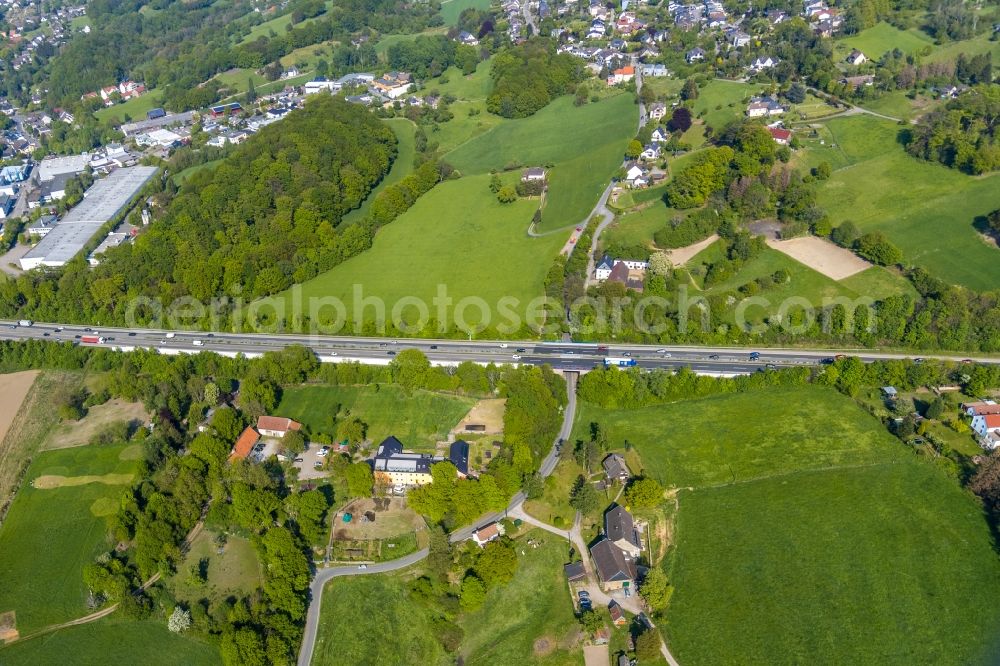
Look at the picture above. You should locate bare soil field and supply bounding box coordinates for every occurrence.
[670,235,720,266]
[0,371,39,445]
[42,399,148,450]
[452,398,506,435]
[766,236,872,280]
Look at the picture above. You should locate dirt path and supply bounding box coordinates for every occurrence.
[661,234,719,266]
[6,520,204,645]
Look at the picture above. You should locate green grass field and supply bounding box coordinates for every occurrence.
[572,385,902,488]
[211,68,266,95]
[691,80,766,131]
[459,531,579,666]
[238,3,332,45]
[666,462,1000,665]
[342,119,417,225]
[279,173,564,330]
[836,22,933,58]
[312,572,448,666]
[276,384,475,450]
[0,617,220,665]
[440,0,490,25]
[0,444,139,634]
[814,114,1000,291]
[575,384,1000,664]
[922,30,1000,64]
[94,89,165,124]
[167,528,261,606]
[446,93,636,231]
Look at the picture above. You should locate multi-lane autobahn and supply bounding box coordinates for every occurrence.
[3,320,999,373]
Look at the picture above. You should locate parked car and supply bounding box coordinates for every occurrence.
[317,446,331,457]
[512,354,521,360]
[578,590,590,599]
[294,457,304,463]
[358,564,368,570]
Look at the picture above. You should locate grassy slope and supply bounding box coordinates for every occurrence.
[814,115,1000,291]
[446,93,636,231]
[440,0,490,25]
[312,573,448,666]
[0,618,220,665]
[94,89,165,124]
[0,444,139,633]
[668,462,1000,666]
[572,385,901,488]
[686,241,913,324]
[276,384,475,451]
[575,384,1000,664]
[459,532,579,666]
[167,529,262,606]
[342,118,417,225]
[281,174,564,327]
[836,22,933,58]
[691,80,766,130]
[173,159,224,187]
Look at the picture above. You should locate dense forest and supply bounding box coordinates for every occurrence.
[0,96,445,323]
[906,84,1000,174]
[486,40,584,118]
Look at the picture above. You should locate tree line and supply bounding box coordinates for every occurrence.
[486,40,585,118]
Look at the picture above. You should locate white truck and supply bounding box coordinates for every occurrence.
[17,320,33,327]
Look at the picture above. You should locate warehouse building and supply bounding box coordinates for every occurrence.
[20,166,158,270]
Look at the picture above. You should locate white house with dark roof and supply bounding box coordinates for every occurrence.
[605,503,642,558]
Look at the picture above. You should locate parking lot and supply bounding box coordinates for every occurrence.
[293,443,332,480]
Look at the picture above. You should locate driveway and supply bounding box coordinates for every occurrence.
[0,242,30,276]
[583,645,610,666]
[293,443,333,480]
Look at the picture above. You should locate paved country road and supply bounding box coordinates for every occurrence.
[296,373,578,666]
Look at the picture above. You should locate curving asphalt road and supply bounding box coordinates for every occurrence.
[296,372,578,666]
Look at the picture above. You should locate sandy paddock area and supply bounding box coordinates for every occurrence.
[766,236,872,280]
[667,235,719,266]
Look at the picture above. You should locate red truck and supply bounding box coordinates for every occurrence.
[80,335,106,344]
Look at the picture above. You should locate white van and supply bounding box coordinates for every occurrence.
[165,332,176,339]
[193,339,204,346]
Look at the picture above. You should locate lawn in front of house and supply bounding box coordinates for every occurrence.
[458,531,580,666]
[94,89,165,124]
[276,384,475,451]
[167,528,262,606]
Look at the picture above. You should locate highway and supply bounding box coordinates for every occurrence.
[4,320,998,374]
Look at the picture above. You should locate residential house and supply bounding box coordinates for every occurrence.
[608,600,627,626]
[282,67,301,79]
[372,435,433,486]
[229,426,261,463]
[650,127,669,143]
[841,74,874,89]
[640,143,661,161]
[746,96,786,117]
[972,413,1000,440]
[962,402,1000,417]
[845,49,866,66]
[603,453,631,483]
[730,31,751,48]
[768,126,792,144]
[472,521,505,547]
[648,102,667,121]
[608,65,635,85]
[685,47,705,63]
[457,30,479,45]
[590,537,637,590]
[607,262,645,291]
[623,164,648,188]
[256,415,303,438]
[881,386,898,400]
[640,63,668,77]
[605,504,642,558]
[26,214,57,237]
[749,55,779,71]
[522,167,547,182]
[0,193,15,218]
[371,71,413,99]
[209,102,242,118]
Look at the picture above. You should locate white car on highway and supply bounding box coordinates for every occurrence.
[512,354,521,360]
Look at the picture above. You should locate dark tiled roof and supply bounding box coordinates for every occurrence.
[450,440,469,475]
[590,538,636,583]
[605,504,641,550]
[564,561,586,581]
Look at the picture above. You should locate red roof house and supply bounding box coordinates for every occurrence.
[229,426,260,463]
[768,127,792,144]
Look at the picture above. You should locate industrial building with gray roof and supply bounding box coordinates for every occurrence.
[20,166,157,270]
